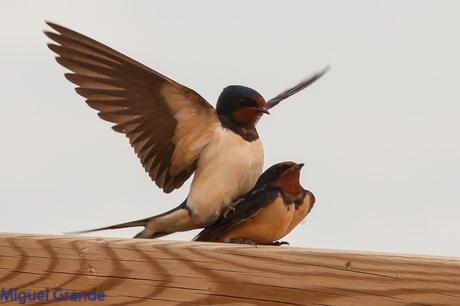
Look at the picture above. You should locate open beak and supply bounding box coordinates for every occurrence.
[294,163,305,170]
[283,162,304,175]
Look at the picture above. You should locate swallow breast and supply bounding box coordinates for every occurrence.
[283,192,315,237]
[187,126,264,224]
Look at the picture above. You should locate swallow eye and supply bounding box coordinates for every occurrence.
[239,98,258,108]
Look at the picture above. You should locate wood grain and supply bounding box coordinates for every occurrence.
[0,233,459,305]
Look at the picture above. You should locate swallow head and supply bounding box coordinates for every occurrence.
[257,161,305,195]
[216,85,269,126]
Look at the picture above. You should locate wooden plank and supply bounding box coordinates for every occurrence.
[0,233,459,306]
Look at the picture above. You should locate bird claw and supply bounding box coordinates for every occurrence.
[223,205,236,218]
[229,237,257,246]
[270,240,290,246]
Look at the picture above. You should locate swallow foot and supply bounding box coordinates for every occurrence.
[270,240,290,246]
[223,205,236,218]
[229,237,257,246]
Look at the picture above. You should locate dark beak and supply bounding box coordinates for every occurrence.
[295,163,305,169]
[253,106,270,115]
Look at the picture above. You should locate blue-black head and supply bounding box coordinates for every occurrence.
[216,85,269,126]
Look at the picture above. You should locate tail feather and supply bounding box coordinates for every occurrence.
[65,200,201,239]
[134,230,170,239]
[64,217,150,235]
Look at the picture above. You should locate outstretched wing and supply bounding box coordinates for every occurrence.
[45,22,218,193]
[194,188,279,242]
[266,65,330,110]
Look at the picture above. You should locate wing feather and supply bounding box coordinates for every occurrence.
[45,22,217,193]
[194,188,279,242]
[266,66,330,110]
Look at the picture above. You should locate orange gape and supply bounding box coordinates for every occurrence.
[275,169,303,195]
[233,108,261,126]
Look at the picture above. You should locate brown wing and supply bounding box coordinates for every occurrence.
[266,65,330,109]
[194,188,279,242]
[45,22,218,193]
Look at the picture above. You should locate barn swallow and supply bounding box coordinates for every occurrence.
[194,162,315,245]
[45,22,326,238]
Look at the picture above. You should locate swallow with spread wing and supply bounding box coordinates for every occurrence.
[45,22,325,238]
[194,162,315,245]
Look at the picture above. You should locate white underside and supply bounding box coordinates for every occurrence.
[187,126,264,224]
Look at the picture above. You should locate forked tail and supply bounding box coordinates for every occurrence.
[66,200,201,239]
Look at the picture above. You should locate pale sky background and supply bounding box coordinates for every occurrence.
[1,1,459,256]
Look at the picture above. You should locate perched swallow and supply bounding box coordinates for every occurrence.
[45,22,326,238]
[194,162,315,245]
